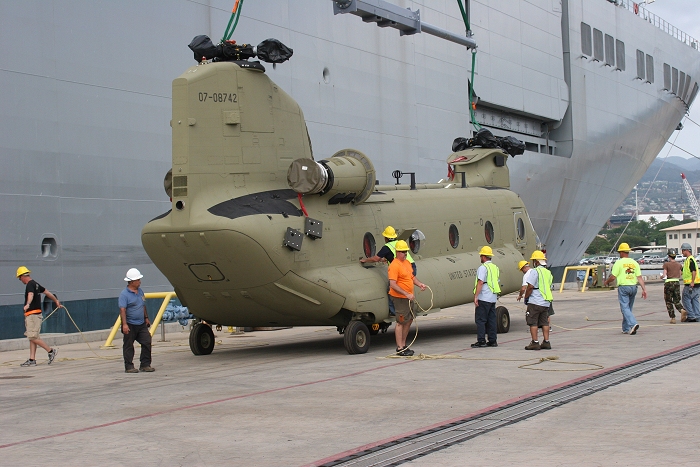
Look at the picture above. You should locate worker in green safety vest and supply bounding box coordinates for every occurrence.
[471,246,500,348]
[524,250,553,350]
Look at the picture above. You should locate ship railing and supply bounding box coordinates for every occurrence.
[612,0,699,50]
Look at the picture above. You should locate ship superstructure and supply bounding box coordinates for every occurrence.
[0,0,697,336]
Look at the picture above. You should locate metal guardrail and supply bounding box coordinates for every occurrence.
[101,292,176,348]
[613,0,699,50]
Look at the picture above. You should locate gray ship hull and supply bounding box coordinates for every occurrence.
[1,0,697,336]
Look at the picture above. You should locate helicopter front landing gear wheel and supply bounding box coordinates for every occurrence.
[189,322,215,355]
[343,321,370,354]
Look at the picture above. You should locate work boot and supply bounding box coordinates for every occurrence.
[471,341,487,348]
[540,340,552,350]
[125,367,139,374]
[681,310,688,322]
[525,341,541,350]
[139,366,155,372]
[670,318,676,324]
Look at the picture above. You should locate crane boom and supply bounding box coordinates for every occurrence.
[681,173,700,219]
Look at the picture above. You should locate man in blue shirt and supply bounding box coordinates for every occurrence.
[118,268,154,373]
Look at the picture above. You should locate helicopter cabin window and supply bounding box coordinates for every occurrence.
[615,39,625,71]
[604,34,615,66]
[410,230,424,254]
[592,28,604,61]
[363,232,376,258]
[516,218,525,241]
[484,221,494,244]
[449,224,459,249]
[581,22,592,56]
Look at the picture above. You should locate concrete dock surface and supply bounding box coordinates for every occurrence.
[1,282,698,466]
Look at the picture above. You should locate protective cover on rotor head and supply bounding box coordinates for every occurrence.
[256,39,294,63]
[451,129,525,157]
[188,36,293,64]
[188,35,220,62]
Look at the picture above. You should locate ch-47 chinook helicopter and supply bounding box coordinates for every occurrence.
[141,36,539,356]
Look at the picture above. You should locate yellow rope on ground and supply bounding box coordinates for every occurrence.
[518,355,604,372]
[42,305,113,360]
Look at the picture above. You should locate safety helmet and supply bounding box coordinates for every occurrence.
[681,243,692,251]
[668,249,677,258]
[381,226,397,239]
[617,243,632,252]
[395,240,410,252]
[530,250,546,261]
[124,268,144,282]
[478,246,493,257]
[16,266,31,278]
[518,260,529,270]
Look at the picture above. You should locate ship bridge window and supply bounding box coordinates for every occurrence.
[672,67,679,93]
[604,34,615,66]
[581,22,592,56]
[593,28,604,61]
[615,40,625,71]
[484,221,494,244]
[682,76,692,101]
[689,83,699,107]
[636,50,645,80]
[645,54,654,83]
[664,63,671,90]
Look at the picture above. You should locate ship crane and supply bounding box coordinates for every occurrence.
[681,173,700,220]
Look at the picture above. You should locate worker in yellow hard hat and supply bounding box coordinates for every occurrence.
[472,246,500,348]
[603,243,647,335]
[516,260,530,303]
[16,266,60,367]
[388,240,427,356]
[523,251,554,350]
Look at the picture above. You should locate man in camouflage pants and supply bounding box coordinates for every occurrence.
[662,250,686,324]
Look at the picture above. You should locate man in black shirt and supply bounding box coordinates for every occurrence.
[16,266,60,367]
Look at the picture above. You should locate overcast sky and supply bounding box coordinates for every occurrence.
[644,0,700,160]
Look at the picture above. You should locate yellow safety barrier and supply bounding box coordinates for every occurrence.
[559,266,600,293]
[101,292,177,348]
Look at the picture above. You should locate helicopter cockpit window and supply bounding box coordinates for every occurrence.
[485,221,494,244]
[363,232,376,257]
[516,218,525,240]
[410,230,425,254]
[449,224,459,249]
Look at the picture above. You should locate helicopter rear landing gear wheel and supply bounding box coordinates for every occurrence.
[496,306,510,334]
[189,322,215,355]
[343,321,370,354]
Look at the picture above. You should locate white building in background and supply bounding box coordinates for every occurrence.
[637,213,686,224]
[662,222,700,254]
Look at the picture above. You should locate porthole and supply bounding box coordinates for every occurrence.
[41,237,58,258]
[175,200,185,210]
[363,232,376,257]
[410,230,425,254]
[323,67,331,84]
[484,221,494,244]
[449,224,459,249]
[516,218,525,240]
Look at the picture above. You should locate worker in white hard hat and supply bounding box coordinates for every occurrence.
[118,268,154,373]
[16,266,60,367]
[471,246,500,348]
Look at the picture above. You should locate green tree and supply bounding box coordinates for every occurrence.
[586,237,612,255]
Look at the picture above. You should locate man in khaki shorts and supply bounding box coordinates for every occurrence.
[16,266,60,367]
[388,240,427,356]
